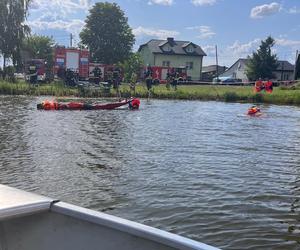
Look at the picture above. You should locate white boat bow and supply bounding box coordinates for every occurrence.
[0,184,220,250]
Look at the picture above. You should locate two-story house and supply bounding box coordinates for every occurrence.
[138,38,207,81]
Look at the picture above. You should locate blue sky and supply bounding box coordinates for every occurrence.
[27,0,300,66]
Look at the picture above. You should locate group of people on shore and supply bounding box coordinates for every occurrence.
[248,78,275,116]
[143,66,180,92]
[254,78,273,93]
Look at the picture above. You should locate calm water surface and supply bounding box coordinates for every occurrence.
[1,95,300,249]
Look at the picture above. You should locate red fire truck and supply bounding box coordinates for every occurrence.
[89,63,124,82]
[54,47,89,80]
[142,66,188,84]
[25,59,46,82]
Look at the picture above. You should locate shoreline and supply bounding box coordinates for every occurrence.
[1,81,300,106]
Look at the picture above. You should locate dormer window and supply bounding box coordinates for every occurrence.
[163,44,171,52]
[186,46,194,53]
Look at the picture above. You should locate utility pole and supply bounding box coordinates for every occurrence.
[281,61,284,81]
[70,33,73,48]
[293,50,299,80]
[215,45,219,81]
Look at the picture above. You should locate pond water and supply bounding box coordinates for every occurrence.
[1,95,300,249]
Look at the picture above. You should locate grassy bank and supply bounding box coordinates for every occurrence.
[1,80,300,105]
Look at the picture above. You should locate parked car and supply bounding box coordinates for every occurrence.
[14,72,25,80]
[213,76,242,85]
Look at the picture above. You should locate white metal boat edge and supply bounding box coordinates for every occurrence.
[52,202,220,250]
[0,184,55,220]
[0,184,220,250]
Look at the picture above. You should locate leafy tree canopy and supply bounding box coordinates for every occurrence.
[22,35,55,75]
[80,2,135,64]
[246,36,279,80]
[0,0,31,68]
[119,52,143,82]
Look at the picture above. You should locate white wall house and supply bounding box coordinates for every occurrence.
[138,38,207,81]
[219,58,295,82]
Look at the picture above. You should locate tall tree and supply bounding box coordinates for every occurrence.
[246,36,279,80]
[0,0,31,69]
[80,2,135,64]
[22,35,55,77]
[119,52,143,82]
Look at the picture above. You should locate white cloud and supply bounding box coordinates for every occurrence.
[288,6,300,14]
[148,0,173,6]
[187,26,216,39]
[228,39,261,56]
[29,0,92,18]
[133,26,179,39]
[204,37,299,67]
[27,19,85,34]
[27,0,91,45]
[202,45,215,56]
[191,0,216,6]
[250,2,281,19]
[276,38,300,47]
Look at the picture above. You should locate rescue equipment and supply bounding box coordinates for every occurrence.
[247,106,261,116]
[37,98,140,111]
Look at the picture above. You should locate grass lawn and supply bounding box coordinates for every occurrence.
[1,80,300,105]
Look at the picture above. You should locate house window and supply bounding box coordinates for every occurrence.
[186,62,193,70]
[186,46,194,53]
[284,73,290,80]
[164,45,171,52]
[162,61,170,67]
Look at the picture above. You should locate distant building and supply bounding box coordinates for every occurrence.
[202,65,227,82]
[219,58,294,82]
[138,37,207,81]
[294,53,300,80]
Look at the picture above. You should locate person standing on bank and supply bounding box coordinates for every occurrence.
[113,67,121,98]
[91,66,102,85]
[144,66,153,100]
[130,72,137,95]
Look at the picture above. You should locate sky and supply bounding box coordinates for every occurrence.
[26,0,300,67]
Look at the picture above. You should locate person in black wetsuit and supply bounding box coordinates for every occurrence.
[144,66,153,91]
[91,66,102,85]
[28,64,38,84]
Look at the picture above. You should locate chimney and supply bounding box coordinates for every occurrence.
[167,37,174,45]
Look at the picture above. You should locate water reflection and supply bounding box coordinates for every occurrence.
[1,96,300,249]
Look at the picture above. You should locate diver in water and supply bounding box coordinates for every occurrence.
[247,105,261,115]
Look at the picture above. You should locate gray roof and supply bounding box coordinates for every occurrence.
[229,58,294,72]
[138,39,207,57]
[276,60,295,71]
[202,65,227,73]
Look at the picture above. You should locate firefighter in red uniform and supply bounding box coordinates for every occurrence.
[265,79,273,93]
[254,78,264,92]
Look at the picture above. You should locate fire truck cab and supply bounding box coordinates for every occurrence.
[25,59,46,83]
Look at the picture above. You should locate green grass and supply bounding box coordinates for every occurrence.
[1,80,300,105]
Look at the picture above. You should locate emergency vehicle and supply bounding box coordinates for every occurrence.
[142,66,188,84]
[53,47,89,80]
[25,59,46,82]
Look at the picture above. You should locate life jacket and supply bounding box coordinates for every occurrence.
[247,107,260,115]
[129,99,140,109]
[254,80,263,92]
[42,100,58,110]
[265,81,273,93]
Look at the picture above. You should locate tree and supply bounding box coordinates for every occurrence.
[80,2,135,64]
[119,52,143,82]
[246,36,279,80]
[0,0,31,69]
[22,35,55,77]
